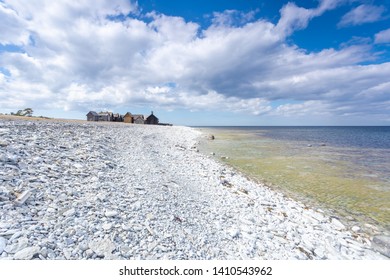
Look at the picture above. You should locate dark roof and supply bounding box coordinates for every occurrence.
[87,111,98,116]
[146,111,158,119]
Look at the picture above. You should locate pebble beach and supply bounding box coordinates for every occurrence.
[0,117,388,260]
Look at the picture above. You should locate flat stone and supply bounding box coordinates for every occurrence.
[65,238,74,246]
[58,193,68,201]
[121,224,132,231]
[228,227,240,238]
[13,246,40,260]
[0,237,6,254]
[0,128,10,136]
[47,252,57,259]
[120,245,132,255]
[301,234,315,251]
[0,223,11,230]
[89,239,116,258]
[351,226,361,232]
[314,247,326,259]
[85,249,94,258]
[105,210,118,218]
[9,231,23,242]
[102,223,112,231]
[78,242,89,252]
[47,208,56,214]
[132,201,141,211]
[96,193,106,201]
[0,141,8,147]
[372,235,390,258]
[331,218,346,231]
[73,163,83,169]
[63,208,76,217]
[5,237,28,254]
[146,213,154,220]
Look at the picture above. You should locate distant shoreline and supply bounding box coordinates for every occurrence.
[196,126,390,233]
[0,114,86,123]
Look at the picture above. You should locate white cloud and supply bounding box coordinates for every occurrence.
[0,3,30,45]
[5,0,135,21]
[318,0,345,12]
[211,9,258,27]
[274,100,331,117]
[338,4,386,27]
[173,91,272,115]
[0,0,389,124]
[275,0,344,37]
[147,12,199,43]
[375,28,390,44]
[275,2,314,37]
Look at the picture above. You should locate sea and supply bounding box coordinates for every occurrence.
[197,126,390,234]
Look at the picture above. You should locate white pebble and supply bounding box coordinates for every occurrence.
[105,210,118,218]
[0,237,6,254]
[13,246,40,260]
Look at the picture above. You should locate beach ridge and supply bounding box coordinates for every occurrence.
[0,117,387,259]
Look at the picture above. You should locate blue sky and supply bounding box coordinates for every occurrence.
[0,0,390,125]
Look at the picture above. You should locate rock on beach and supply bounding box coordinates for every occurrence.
[89,239,116,259]
[372,235,390,258]
[13,246,40,260]
[0,118,388,260]
[0,237,6,254]
[104,210,118,218]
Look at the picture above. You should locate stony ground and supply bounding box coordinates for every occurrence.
[0,118,388,260]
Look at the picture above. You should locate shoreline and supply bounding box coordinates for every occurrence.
[196,127,390,234]
[0,118,389,259]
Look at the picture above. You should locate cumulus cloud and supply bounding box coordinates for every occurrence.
[0,0,389,123]
[275,2,314,37]
[375,28,390,44]
[338,4,387,27]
